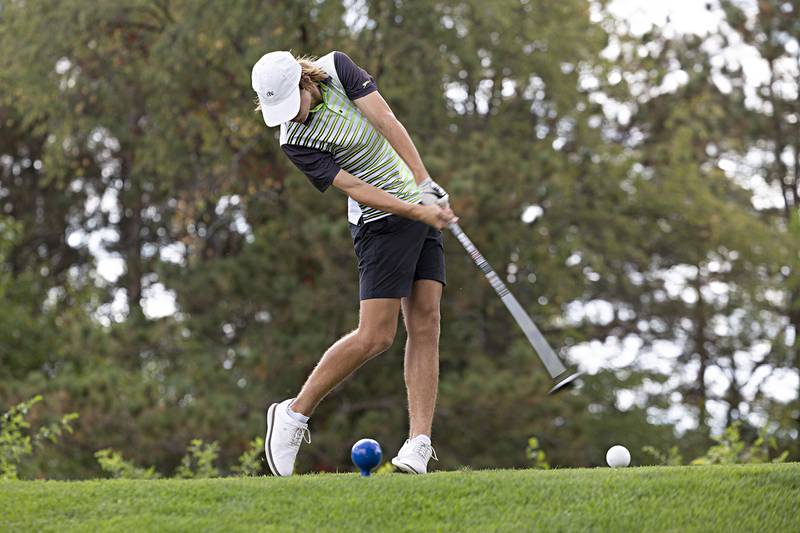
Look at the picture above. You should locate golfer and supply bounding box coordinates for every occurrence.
[251,51,457,476]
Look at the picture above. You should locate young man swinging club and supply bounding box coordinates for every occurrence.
[251,50,457,476]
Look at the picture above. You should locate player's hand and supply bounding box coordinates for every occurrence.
[418,177,450,208]
[415,204,458,230]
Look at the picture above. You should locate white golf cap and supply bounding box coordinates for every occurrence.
[251,51,302,127]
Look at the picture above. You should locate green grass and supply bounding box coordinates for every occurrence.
[2,464,798,532]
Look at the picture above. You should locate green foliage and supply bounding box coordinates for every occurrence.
[231,436,265,477]
[0,217,19,265]
[642,446,684,466]
[691,422,789,466]
[94,449,161,480]
[175,439,220,479]
[0,398,36,480]
[0,395,79,480]
[525,437,550,470]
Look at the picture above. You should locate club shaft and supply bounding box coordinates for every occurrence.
[448,223,567,378]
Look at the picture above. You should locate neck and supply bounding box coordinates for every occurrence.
[309,83,323,107]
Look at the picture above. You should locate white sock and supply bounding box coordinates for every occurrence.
[286,402,309,424]
[411,434,431,445]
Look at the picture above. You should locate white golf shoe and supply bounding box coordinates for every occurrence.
[391,437,438,474]
[264,398,310,476]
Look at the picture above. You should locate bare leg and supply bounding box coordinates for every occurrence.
[401,280,442,439]
[291,298,401,417]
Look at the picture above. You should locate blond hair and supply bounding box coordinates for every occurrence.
[254,53,328,111]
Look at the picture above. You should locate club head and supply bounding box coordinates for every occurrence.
[548,371,583,395]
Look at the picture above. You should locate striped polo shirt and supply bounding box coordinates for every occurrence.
[280,52,421,224]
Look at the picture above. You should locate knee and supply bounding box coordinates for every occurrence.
[406,306,440,339]
[358,329,396,356]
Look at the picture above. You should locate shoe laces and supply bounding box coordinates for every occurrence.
[287,426,311,447]
[412,441,438,462]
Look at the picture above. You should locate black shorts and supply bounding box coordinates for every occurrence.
[349,214,446,300]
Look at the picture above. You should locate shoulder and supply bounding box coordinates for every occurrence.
[330,51,377,100]
[332,51,362,77]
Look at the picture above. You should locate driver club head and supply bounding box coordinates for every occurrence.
[549,371,583,395]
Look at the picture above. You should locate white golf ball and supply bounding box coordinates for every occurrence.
[606,445,631,468]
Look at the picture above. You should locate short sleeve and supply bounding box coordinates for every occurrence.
[333,51,378,100]
[282,145,341,192]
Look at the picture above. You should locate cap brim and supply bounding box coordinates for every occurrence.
[260,88,301,127]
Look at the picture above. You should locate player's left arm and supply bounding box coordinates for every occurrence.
[334,51,445,202]
[353,92,430,186]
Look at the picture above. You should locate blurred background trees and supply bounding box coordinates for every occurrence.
[0,0,796,478]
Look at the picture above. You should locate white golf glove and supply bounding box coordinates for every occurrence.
[418,177,450,207]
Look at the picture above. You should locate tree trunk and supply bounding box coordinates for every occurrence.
[119,153,144,320]
[725,355,743,428]
[694,273,710,437]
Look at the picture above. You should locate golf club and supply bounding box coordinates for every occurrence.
[448,222,582,394]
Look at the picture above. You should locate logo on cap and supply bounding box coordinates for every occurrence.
[266,91,274,97]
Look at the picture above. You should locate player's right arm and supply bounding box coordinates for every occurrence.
[332,169,457,230]
[280,143,457,229]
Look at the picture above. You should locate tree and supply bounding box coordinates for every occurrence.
[719,0,800,446]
